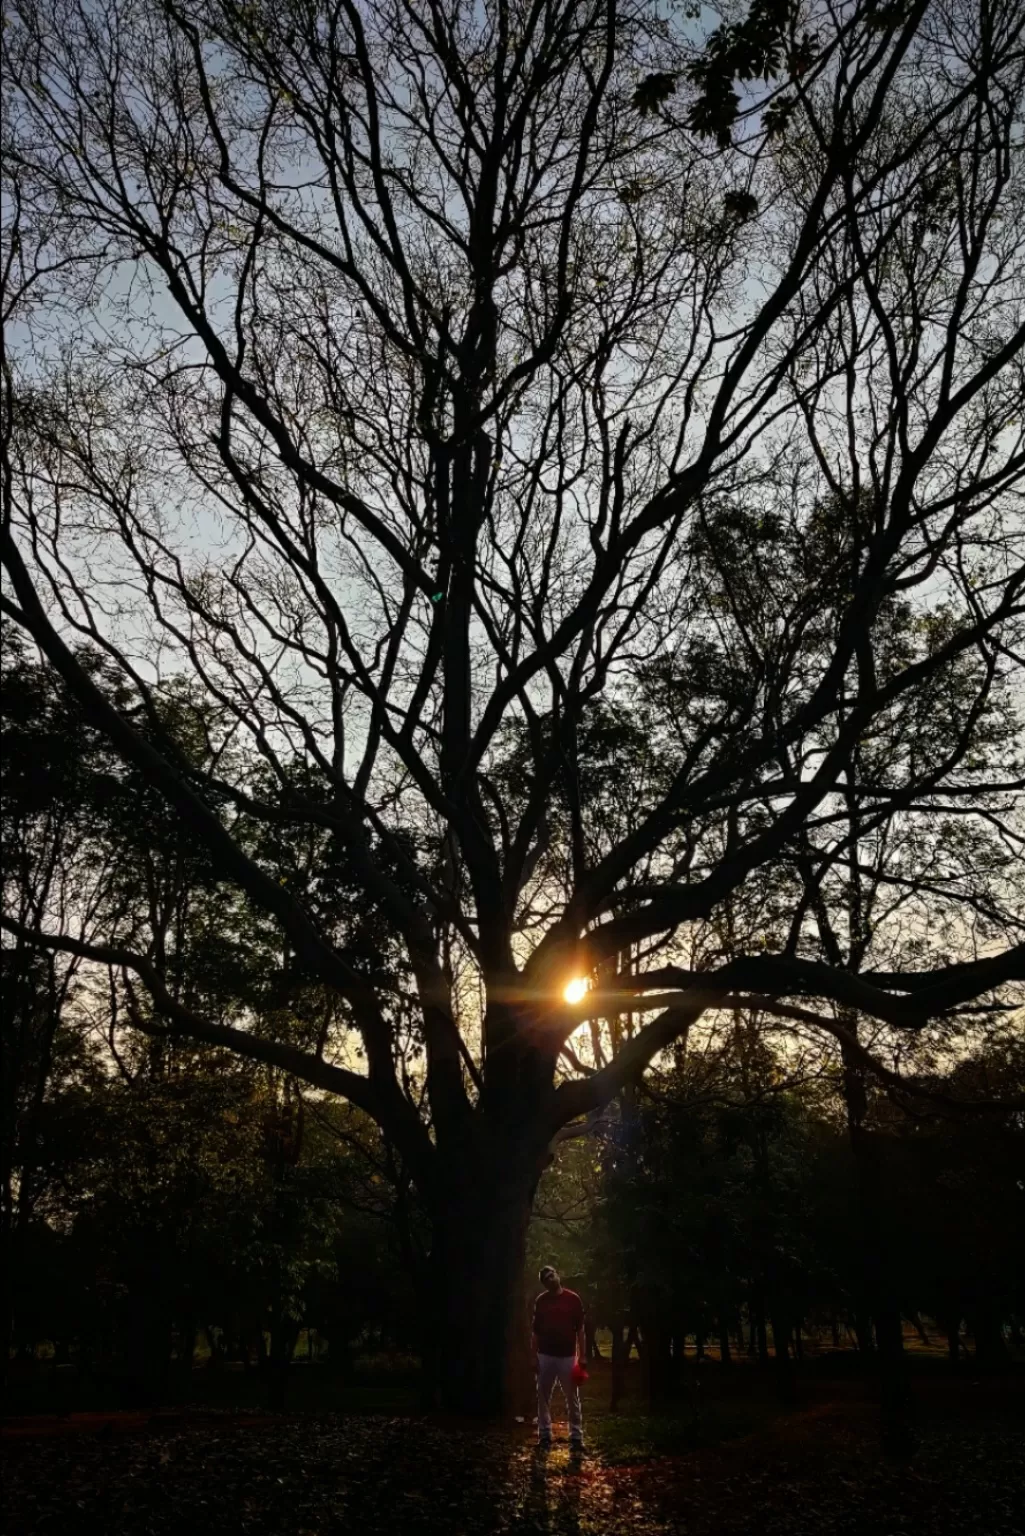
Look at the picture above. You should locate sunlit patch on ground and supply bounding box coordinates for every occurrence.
[4,1377,1024,1536]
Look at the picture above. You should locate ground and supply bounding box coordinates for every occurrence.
[3,1364,1023,1535]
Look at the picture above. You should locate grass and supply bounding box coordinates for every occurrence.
[3,1355,422,1420]
[5,1363,1023,1536]
[570,1361,788,1462]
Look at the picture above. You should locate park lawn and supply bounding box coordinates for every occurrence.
[3,1361,1022,1536]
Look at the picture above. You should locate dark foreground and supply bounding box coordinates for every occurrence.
[3,1370,1023,1536]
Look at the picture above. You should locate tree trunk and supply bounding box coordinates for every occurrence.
[669,1327,685,1385]
[970,1306,1009,1372]
[719,1321,733,1365]
[0,1207,12,1393]
[177,1317,197,1382]
[267,1319,300,1412]
[585,1316,602,1361]
[641,1314,673,1406]
[430,1153,537,1418]
[127,1300,171,1408]
[942,1312,961,1368]
[610,1321,629,1410]
[875,1302,914,1456]
[754,1296,769,1366]
[770,1308,796,1404]
[853,1310,875,1354]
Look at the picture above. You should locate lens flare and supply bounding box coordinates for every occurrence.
[563,977,589,1005]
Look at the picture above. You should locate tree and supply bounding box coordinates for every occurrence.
[2,0,1023,1416]
[1,631,123,1370]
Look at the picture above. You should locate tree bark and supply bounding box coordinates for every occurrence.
[430,1145,539,1418]
[585,1316,602,1361]
[942,1312,961,1368]
[641,1314,673,1406]
[970,1306,1010,1372]
[754,1295,769,1366]
[770,1308,796,1404]
[267,1319,300,1412]
[610,1320,631,1410]
[875,1302,913,1455]
[127,1299,171,1408]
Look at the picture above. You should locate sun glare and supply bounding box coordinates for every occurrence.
[563,977,589,1006]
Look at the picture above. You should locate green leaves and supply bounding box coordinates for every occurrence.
[865,0,918,32]
[763,94,796,140]
[722,190,759,223]
[683,0,816,147]
[631,71,681,118]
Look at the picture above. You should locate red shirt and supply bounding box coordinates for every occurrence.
[532,1287,584,1356]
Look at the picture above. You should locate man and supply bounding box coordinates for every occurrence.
[531,1264,586,1451]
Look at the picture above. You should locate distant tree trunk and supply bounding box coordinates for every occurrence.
[610,1322,630,1410]
[941,1313,961,1368]
[754,1296,769,1366]
[874,1303,913,1454]
[794,1321,804,1362]
[127,1298,171,1407]
[853,1311,875,1354]
[177,1316,197,1380]
[418,1328,440,1412]
[204,1327,223,1370]
[831,1315,842,1349]
[770,1308,796,1404]
[970,1307,1009,1372]
[585,1316,602,1361]
[719,1321,733,1365]
[669,1327,685,1384]
[267,1319,300,1412]
[640,1303,672,1406]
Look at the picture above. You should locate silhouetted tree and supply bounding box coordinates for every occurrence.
[2,0,1022,1415]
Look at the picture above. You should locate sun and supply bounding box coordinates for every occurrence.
[563,977,589,1006]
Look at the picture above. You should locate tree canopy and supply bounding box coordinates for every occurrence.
[2,0,1023,1413]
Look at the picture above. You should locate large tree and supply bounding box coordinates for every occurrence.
[2,0,1023,1414]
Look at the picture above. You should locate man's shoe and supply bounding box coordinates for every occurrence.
[537,1437,552,1451]
[569,1440,585,1455]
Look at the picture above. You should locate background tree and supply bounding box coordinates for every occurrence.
[2,0,1023,1416]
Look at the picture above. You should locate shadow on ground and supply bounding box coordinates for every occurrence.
[3,1370,1022,1535]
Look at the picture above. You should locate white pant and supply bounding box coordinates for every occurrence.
[536,1353,583,1442]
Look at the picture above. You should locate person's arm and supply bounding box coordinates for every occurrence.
[576,1300,586,1364]
[531,1329,540,1368]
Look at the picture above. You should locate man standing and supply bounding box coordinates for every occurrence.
[531,1264,586,1451]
